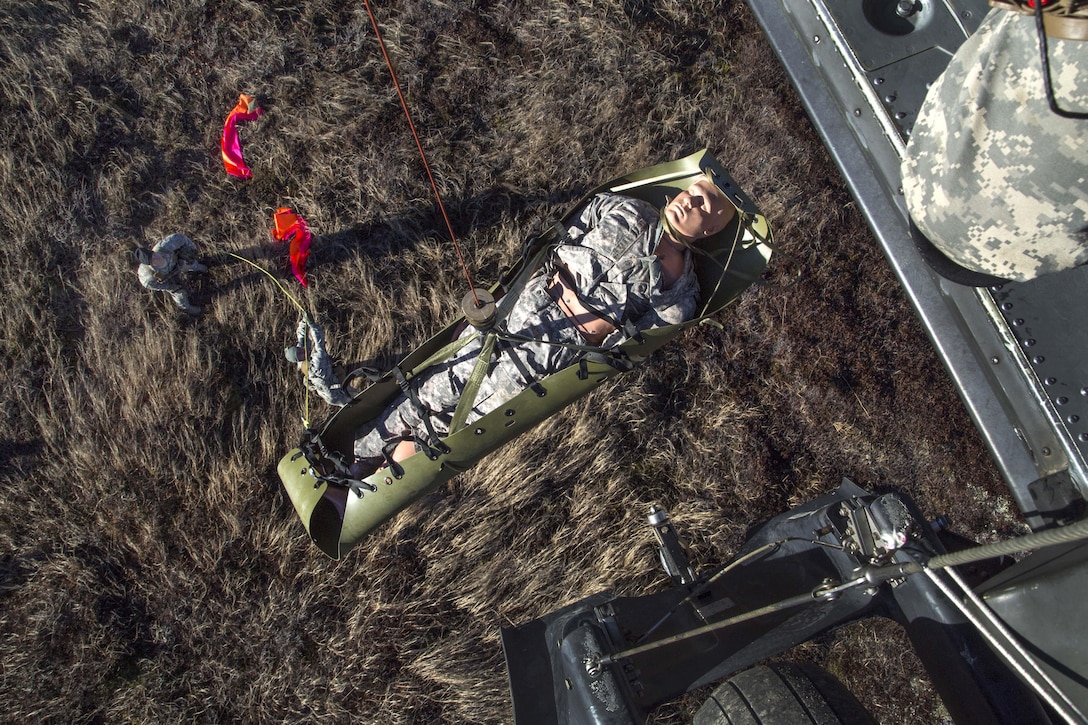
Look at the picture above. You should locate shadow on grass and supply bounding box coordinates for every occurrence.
[194,183,594,325]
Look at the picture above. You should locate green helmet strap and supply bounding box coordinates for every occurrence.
[658,204,692,249]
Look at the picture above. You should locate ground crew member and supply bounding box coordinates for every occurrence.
[135,233,208,315]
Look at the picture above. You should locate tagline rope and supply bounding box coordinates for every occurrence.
[361,0,480,307]
[227,251,314,425]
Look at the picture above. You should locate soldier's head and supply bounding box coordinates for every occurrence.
[661,174,736,244]
[134,246,170,270]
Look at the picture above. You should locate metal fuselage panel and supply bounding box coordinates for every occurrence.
[747,0,1088,528]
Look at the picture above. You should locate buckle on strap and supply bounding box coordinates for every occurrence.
[296,428,377,497]
[392,367,453,455]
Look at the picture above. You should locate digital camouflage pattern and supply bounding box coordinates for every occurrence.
[901,9,1088,282]
[292,317,352,407]
[989,0,1088,42]
[136,233,206,313]
[353,193,699,460]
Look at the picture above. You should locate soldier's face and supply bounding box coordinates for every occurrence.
[664,178,734,242]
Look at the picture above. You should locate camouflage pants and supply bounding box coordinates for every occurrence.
[354,275,583,460]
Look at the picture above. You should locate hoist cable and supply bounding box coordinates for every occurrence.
[360,0,481,307]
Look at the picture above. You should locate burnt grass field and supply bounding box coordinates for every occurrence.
[0,1,1029,723]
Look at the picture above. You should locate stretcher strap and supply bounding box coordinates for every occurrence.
[294,430,376,496]
[492,327,624,359]
[405,330,480,379]
[393,367,451,456]
[380,438,408,479]
[496,337,547,398]
[448,333,497,435]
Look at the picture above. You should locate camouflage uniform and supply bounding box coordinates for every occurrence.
[354,193,699,460]
[137,233,207,314]
[290,317,353,407]
[901,9,1088,282]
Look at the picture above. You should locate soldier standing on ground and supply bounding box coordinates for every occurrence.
[135,233,208,315]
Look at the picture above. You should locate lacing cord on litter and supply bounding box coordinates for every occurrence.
[291,430,376,498]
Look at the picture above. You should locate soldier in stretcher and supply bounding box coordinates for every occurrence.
[353,174,737,468]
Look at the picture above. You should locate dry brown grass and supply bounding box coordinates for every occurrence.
[0,1,1022,723]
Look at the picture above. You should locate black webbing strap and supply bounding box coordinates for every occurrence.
[577,350,635,380]
[491,327,629,366]
[622,319,644,346]
[380,437,408,479]
[392,367,451,457]
[496,337,547,397]
[377,432,449,479]
[295,428,378,498]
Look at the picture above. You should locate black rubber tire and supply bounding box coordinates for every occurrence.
[692,663,876,725]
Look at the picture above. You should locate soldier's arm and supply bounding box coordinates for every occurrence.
[156,233,198,259]
[138,267,178,292]
[141,277,180,293]
[564,193,626,239]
